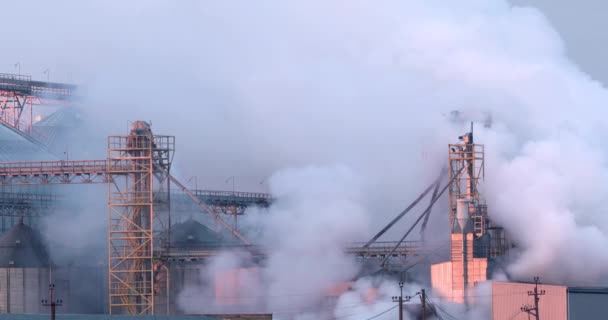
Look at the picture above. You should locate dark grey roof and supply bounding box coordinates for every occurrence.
[0,220,51,267]
[170,219,237,248]
[568,287,608,294]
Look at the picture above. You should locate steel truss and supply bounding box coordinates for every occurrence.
[192,189,272,212]
[107,132,174,315]
[0,139,270,315]
[0,73,75,140]
[0,192,56,232]
[0,160,108,185]
[448,138,484,236]
[154,241,426,262]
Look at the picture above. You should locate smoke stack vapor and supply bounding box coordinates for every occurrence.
[2,0,608,317]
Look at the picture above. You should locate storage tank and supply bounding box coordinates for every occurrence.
[0,220,51,314]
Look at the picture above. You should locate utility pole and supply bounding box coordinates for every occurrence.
[41,283,63,320]
[420,289,426,320]
[521,276,546,320]
[394,284,429,320]
[392,281,404,320]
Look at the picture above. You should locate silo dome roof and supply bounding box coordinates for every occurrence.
[0,220,51,267]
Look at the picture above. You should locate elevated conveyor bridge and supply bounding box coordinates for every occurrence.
[0,123,446,315]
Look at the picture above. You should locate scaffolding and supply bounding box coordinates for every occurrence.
[107,123,174,315]
[448,134,484,236]
[432,125,508,304]
[0,122,276,315]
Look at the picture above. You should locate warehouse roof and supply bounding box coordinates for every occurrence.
[568,287,608,294]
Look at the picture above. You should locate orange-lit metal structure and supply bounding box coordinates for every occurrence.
[0,73,75,142]
[107,121,174,314]
[430,234,488,303]
[431,124,506,304]
[0,118,433,314]
[0,123,270,315]
[0,160,108,185]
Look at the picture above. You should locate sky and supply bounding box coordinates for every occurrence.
[510,0,608,85]
[4,1,608,86]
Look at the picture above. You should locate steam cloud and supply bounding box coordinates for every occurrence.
[178,166,370,317]
[2,0,608,318]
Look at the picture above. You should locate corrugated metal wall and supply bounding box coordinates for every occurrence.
[0,268,48,314]
[567,288,608,319]
[431,234,489,304]
[170,264,204,314]
[0,269,7,313]
[431,261,452,300]
[491,281,566,320]
[215,268,260,306]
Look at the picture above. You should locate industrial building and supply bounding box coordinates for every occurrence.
[430,125,508,304]
[488,281,608,320]
[2,71,608,319]
[0,73,276,316]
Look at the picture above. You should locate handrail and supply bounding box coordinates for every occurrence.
[192,189,273,199]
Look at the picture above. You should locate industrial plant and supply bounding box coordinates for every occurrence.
[0,71,605,320]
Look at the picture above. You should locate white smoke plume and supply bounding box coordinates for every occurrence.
[2,0,608,316]
[178,166,371,317]
[334,278,399,320]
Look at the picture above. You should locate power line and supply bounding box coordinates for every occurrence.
[380,162,469,267]
[507,310,524,320]
[429,301,458,320]
[425,295,460,320]
[364,305,398,320]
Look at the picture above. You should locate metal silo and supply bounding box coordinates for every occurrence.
[0,219,51,314]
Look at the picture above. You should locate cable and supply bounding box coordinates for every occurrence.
[364,304,398,320]
[425,296,460,320]
[420,173,443,238]
[507,310,524,320]
[380,162,468,266]
[434,305,458,320]
[363,168,446,248]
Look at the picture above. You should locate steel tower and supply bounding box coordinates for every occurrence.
[431,123,507,304]
[107,121,174,314]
